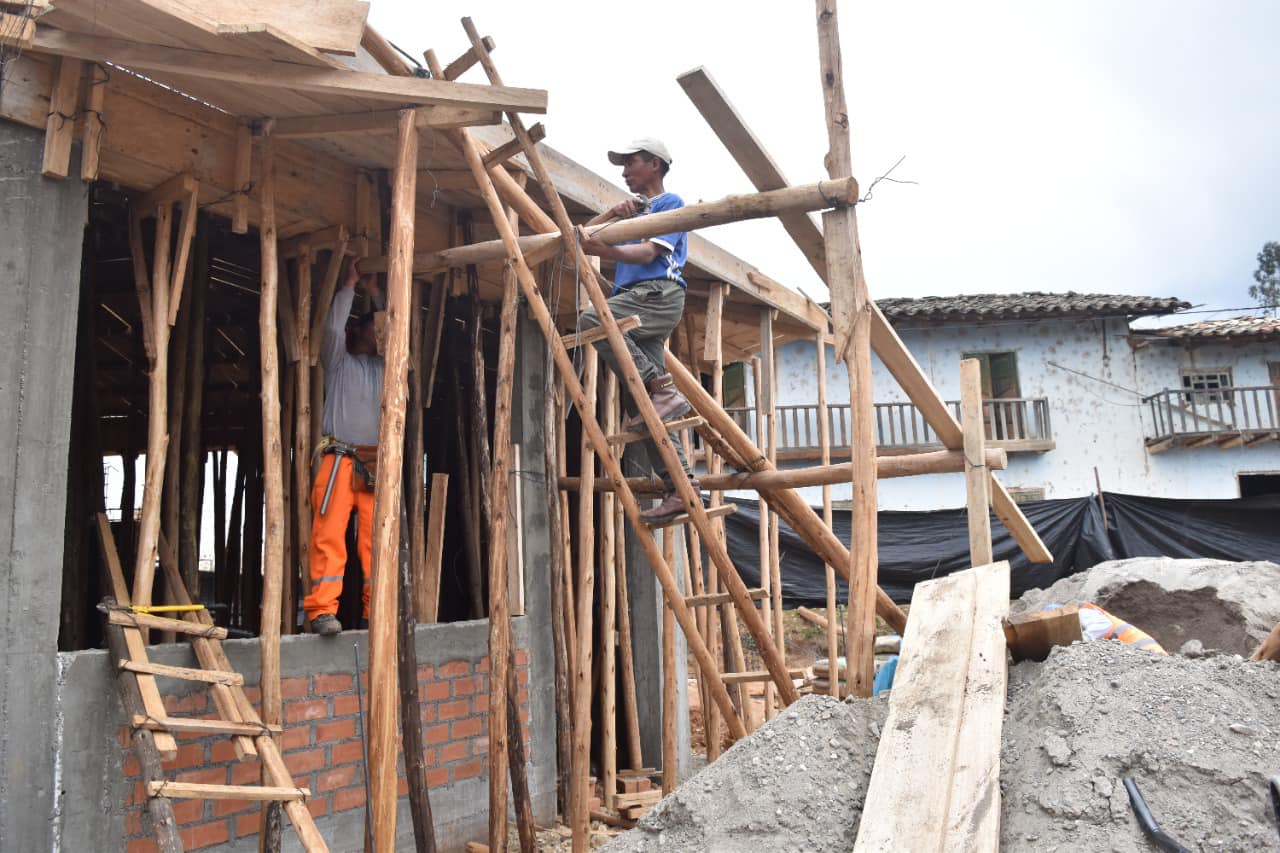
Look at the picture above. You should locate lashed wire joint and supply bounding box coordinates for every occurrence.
[857,155,917,204]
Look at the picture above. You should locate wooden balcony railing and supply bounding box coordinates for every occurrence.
[1142,385,1280,453]
[720,397,1054,460]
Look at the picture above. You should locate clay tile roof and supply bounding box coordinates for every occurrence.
[874,292,1190,323]
[1148,315,1280,340]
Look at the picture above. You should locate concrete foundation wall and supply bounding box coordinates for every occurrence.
[0,120,86,851]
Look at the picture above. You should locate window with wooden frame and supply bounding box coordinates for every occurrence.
[1180,368,1233,405]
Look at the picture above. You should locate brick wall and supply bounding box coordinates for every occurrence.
[120,650,531,852]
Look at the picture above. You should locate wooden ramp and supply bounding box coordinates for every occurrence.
[95,513,328,853]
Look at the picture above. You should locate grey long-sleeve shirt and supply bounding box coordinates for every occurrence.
[320,286,383,446]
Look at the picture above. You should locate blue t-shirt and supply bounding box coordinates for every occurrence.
[611,192,688,295]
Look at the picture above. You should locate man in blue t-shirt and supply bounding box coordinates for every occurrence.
[578,138,697,524]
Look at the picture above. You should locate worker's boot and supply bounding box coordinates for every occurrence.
[624,373,692,433]
[311,614,342,636]
[640,479,701,525]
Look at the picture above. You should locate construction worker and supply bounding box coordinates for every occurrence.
[303,258,383,636]
[577,138,698,524]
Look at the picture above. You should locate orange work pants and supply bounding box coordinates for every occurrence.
[303,454,373,621]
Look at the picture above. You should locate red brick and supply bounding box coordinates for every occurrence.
[421,748,437,767]
[281,676,310,699]
[420,681,449,701]
[313,673,353,693]
[426,767,448,787]
[331,740,364,765]
[307,796,329,819]
[119,727,132,750]
[514,649,529,666]
[281,725,311,751]
[123,756,141,777]
[183,818,229,848]
[476,657,490,673]
[284,698,329,724]
[331,694,359,716]
[416,664,435,681]
[230,761,264,786]
[439,699,469,721]
[472,737,489,757]
[164,691,210,715]
[332,785,366,812]
[519,708,531,725]
[282,747,326,775]
[451,676,477,696]
[424,724,449,745]
[241,686,261,704]
[440,741,468,763]
[126,808,143,836]
[170,743,206,770]
[451,717,483,739]
[315,719,356,743]
[397,775,409,796]
[517,687,529,705]
[454,759,483,781]
[175,766,228,786]
[317,764,358,793]
[235,810,261,837]
[516,668,529,686]
[213,797,254,818]
[439,660,470,678]
[419,703,436,724]
[170,798,206,826]
[127,838,159,853]
[209,740,240,764]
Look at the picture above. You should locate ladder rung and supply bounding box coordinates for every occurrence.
[131,714,281,737]
[147,780,309,802]
[684,587,768,608]
[608,414,704,446]
[108,609,228,639]
[645,502,736,530]
[560,315,641,349]
[719,668,806,685]
[119,659,244,685]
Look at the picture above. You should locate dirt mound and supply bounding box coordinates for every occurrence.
[601,694,888,852]
[1013,557,1280,656]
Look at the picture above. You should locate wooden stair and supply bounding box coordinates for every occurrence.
[95,513,328,852]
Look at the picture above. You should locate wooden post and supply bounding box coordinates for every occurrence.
[293,246,314,601]
[398,495,439,853]
[614,496,643,772]
[961,358,993,566]
[751,355,772,719]
[256,125,287,849]
[600,372,619,811]
[42,57,81,178]
[544,346,573,816]
[661,529,677,796]
[179,215,208,599]
[571,345,598,852]
[759,309,785,707]
[368,108,419,853]
[816,0,879,699]
[420,474,449,622]
[81,61,106,182]
[814,331,839,695]
[407,280,428,620]
[232,120,252,234]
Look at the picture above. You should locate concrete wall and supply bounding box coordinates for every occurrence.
[0,121,86,851]
[752,316,1280,509]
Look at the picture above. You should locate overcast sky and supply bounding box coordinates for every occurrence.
[370,1,1280,323]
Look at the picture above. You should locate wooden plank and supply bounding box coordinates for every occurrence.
[944,561,1011,852]
[107,609,228,638]
[272,105,501,137]
[419,473,449,622]
[0,12,34,50]
[607,414,704,446]
[960,358,993,566]
[367,108,418,853]
[147,780,308,801]
[155,0,369,55]
[120,658,244,685]
[1003,604,1082,663]
[230,119,252,234]
[852,566,980,851]
[645,502,737,530]
[41,55,81,178]
[131,714,281,737]
[560,315,640,349]
[482,121,545,168]
[22,27,549,112]
[702,275,725,364]
[214,23,344,69]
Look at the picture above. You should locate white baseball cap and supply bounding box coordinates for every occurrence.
[608,138,673,166]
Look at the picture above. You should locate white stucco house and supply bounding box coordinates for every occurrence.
[726,293,1280,510]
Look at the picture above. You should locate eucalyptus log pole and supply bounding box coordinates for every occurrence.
[421,474,449,623]
[368,108,419,853]
[279,359,296,636]
[256,126,287,850]
[666,357,906,634]
[131,199,172,609]
[544,357,573,815]
[759,310,785,707]
[293,246,314,601]
[961,359,994,566]
[599,372,619,810]
[407,281,428,621]
[614,497,643,772]
[571,345,599,851]
[661,530,677,796]
[752,357,772,719]
[814,332,839,696]
[451,352,484,619]
[398,496,438,853]
[179,215,209,599]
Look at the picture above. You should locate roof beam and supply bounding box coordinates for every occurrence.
[17,26,548,113]
[272,105,501,137]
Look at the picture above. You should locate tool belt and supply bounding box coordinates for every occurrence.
[316,437,378,492]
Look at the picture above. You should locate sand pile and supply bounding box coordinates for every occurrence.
[605,559,1280,852]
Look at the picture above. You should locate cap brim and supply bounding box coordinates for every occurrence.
[608,148,640,166]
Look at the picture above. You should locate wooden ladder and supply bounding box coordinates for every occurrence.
[95,513,328,853]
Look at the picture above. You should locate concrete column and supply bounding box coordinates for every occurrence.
[622,444,691,779]
[0,120,87,850]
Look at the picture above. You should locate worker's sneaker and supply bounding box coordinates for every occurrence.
[623,373,692,433]
[311,614,342,636]
[640,480,701,526]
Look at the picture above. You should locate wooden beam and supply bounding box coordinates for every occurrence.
[0,12,34,50]
[167,185,200,326]
[80,59,106,180]
[146,781,308,801]
[360,23,413,76]
[131,715,280,737]
[442,35,495,81]
[1003,604,1082,664]
[21,27,549,112]
[272,105,501,138]
[482,122,545,169]
[960,358,993,566]
[136,171,199,215]
[120,658,244,685]
[561,315,640,349]
[41,56,81,178]
[231,119,251,234]
[368,108,418,853]
[107,609,228,638]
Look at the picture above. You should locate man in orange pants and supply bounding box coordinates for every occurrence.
[303,259,383,636]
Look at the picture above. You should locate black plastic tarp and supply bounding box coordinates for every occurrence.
[714,491,1280,607]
